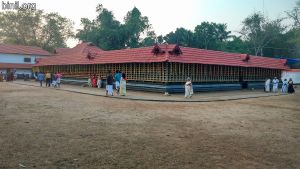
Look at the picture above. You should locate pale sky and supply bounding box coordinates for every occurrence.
[2,0,297,47]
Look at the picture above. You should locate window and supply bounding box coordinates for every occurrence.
[24,58,31,63]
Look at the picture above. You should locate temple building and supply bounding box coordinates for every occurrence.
[34,42,288,93]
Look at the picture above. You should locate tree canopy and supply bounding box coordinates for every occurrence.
[76,4,152,50]
[0,9,74,52]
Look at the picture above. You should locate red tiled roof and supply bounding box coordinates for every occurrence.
[35,43,288,70]
[0,63,33,69]
[284,69,300,72]
[54,48,72,55]
[0,44,51,56]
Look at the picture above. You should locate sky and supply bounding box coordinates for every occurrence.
[1,0,298,47]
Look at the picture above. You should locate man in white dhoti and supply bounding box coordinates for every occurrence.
[185,77,193,98]
[281,78,288,93]
[272,77,279,93]
[106,71,114,96]
[265,78,271,92]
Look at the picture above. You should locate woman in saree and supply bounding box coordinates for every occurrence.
[120,73,127,96]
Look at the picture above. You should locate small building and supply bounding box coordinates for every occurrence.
[0,44,51,78]
[34,42,288,93]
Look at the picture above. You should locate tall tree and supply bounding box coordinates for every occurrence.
[41,13,74,51]
[76,4,125,50]
[76,18,98,45]
[194,22,230,50]
[0,9,73,52]
[286,0,300,28]
[77,5,152,50]
[0,9,42,46]
[140,31,157,47]
[164,28,194,47]
[124,7,150,48]
[222,36,249,54]
[240,12,285,56]
[285,0,300,45]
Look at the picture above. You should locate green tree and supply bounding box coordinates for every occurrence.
[140,31,156,47]
[76,4,125,50]
[76,18,99,45]
[41,13,74,51]
[286,0,300,28]
[285,1,300,49]
[124,7,150,48]
[163,28,194,47]
[222,36,249,54]
[240,12,285,56]
[194,22,230,50]
[77,5,152,50]
[157,35,164,44]
[0,9,42,46]
[0,9,73,52]
[95,4,125,50]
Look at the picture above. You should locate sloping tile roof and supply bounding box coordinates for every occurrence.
[284,69,300,72]
[35,43,288,70]
[0,63,33,69]
[54,48,72,55]
[0,44,51,56]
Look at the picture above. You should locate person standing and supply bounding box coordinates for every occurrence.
[106,71,114,96]
[0,72,3,82]
[272,77,279,93]
[281,79,288,93]
[97,75,102,88]
[265,78,271,92]
[119,73,127,96]
[92,74,97,87]
[114,70,122,95]
[45,72,51,87]
[185,77,193,98]
[288,78,295,94]
[37,72,45,87]
[87,75,92,87]
[55,72,62,88]
[51,72,58,88]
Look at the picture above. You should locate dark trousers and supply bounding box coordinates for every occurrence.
[39,80,43,87]
[46,78,51,87]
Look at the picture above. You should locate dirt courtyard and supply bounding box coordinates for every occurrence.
[0,82,299,169]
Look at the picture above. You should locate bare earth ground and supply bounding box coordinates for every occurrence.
[0,82,299,169]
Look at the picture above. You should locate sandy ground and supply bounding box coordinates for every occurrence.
[0,82,299,169]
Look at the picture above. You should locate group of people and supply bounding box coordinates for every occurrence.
[0,72,15,82]
[185,76,296,99]
[37,71,62,88]
[106,70,127,96]
[265,77,295,94]
[88,75,103,88]
[88,70,127,96]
